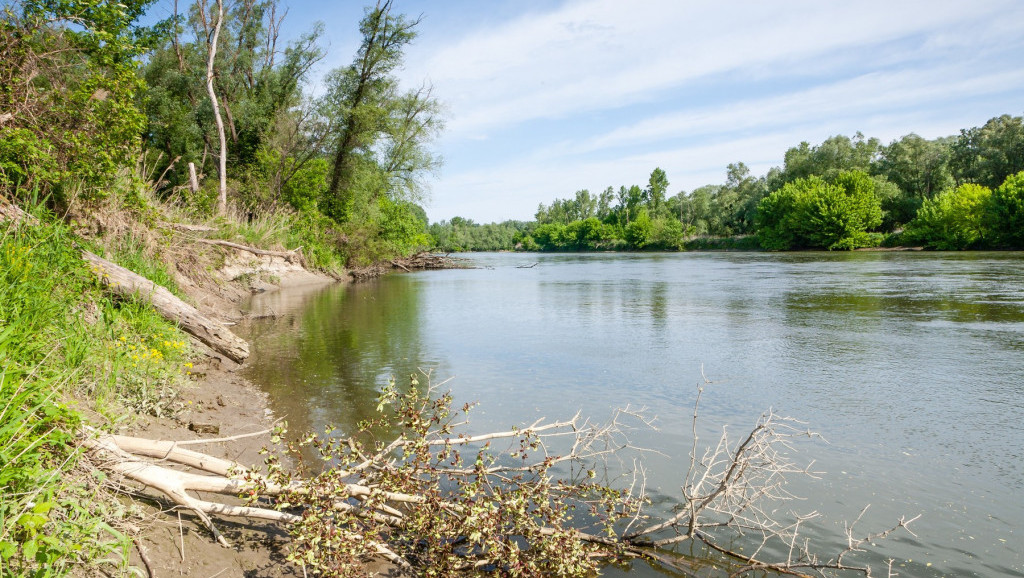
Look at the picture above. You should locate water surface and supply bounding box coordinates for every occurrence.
[242,252,1024,577]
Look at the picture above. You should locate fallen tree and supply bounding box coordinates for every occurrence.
[88,374,917,577]
[81,250,249,363]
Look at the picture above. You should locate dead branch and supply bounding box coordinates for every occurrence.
[81,250,249,362]
[195,237,304,264]
[85,378,916,577]
[158,221,216,233]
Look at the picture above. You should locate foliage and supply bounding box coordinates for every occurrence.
[0,0,158,205]
[903,183,992,250]
[0,212,198,575]
[757,171,883,250]
[624,210,652,248]
[773,133,880,186]
[256,376,631,577]
[985,170,1024,248]
[682,234,761,251]
[140,0,324,202]
[873,133,954,225]
[320,1,441,225]
[428,218,530,252]
[950,114,1024,190]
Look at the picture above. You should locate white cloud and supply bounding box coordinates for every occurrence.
[575,67,1024,155]
[406,0,1024,221]
[408,0,1023,138]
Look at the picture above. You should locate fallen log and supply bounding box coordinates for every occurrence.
[158,221,216,233]
[195,238,303,264]
[83,431,413,567]
[81,250,249,363]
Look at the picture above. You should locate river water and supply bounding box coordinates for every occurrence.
[241,251,1024,577]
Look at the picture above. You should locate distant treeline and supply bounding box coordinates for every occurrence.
[430,116,1024,251]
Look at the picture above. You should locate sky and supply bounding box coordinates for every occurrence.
[146,0,1024,223]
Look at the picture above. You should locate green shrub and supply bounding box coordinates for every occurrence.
[985,171,1024,248]
[756,171,883,250]
[903,183,991,250]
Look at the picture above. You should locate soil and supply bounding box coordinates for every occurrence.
[111,246,400,577]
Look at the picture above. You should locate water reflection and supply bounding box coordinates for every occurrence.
[238,251,1024,578]
[240,279,443,438]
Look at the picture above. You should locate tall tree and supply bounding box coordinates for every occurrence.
[199,0,228,213]
[950,115,1024,189]
[322,0,422,221]
[646,167,669,216]
[140,0,324,202]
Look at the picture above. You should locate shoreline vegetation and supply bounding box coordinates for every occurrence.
[1,0,1022,576]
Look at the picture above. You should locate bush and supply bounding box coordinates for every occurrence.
[985,171,1024,248]
[903,183,991,250]
[756,171,883,250]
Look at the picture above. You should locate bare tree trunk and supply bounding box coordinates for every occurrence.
[82,250,249,363]
[188,162,200,193]
[206,0,228,215]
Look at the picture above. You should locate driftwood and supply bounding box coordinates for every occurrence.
[82,383,918,577]
[82,250,249,363]
[158,221,216,233]
[83,431,413,567]
[195,238,303,264]
[0,198,38,224]
[391,252,470,271]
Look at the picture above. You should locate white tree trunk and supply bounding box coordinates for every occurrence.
[82,250,249,363]
[206,0,227,214]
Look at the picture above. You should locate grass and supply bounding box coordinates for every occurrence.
[0,207,195,576]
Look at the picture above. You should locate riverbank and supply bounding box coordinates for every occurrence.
[119,239,412,577]
[121,265,332,577]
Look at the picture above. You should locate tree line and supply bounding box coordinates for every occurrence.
[1,0,441,267]
[432,118,1024,252]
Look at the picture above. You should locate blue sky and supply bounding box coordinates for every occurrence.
[146,0,1024,223]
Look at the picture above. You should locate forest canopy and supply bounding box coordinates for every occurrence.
[431,119,1024,252]
[1,0,440,267]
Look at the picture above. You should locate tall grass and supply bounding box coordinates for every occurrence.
[0,209,194,575]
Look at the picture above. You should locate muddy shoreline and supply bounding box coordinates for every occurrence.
[118,256,392,577]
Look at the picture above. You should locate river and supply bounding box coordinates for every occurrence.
[241,251,1024,577]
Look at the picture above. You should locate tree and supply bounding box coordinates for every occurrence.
[950,115,1024,189]
[646,167,669,217]
[140,0,324,204]
[903,183,991,250]
[597,186,615,221]
[624,208,652,248]
[776,133,880,187]
[756,171,883,250]
[321,0,422,221]
[0,0,159,203]
[985,170,1024,248]
[200,0,228,213]
[874,134,954,226]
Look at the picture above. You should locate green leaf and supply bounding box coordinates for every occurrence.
[0,541,17,560]
[22,539,38,561]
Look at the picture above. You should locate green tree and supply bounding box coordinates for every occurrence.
[756,171,882,250]
[140,0,324,203]
[624,209,652,248]
[874,133,954,225]
[1,0,160,202]
[985,170,1024,248]
[950,115,1024,189]
[646,167,669,217]
[775,133,880,187]
[903,183,991,250]
[320,1,438,222]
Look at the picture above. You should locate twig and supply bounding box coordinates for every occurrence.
[134,538,156,578]
[177,512,185,563]
[170,427,274,445]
